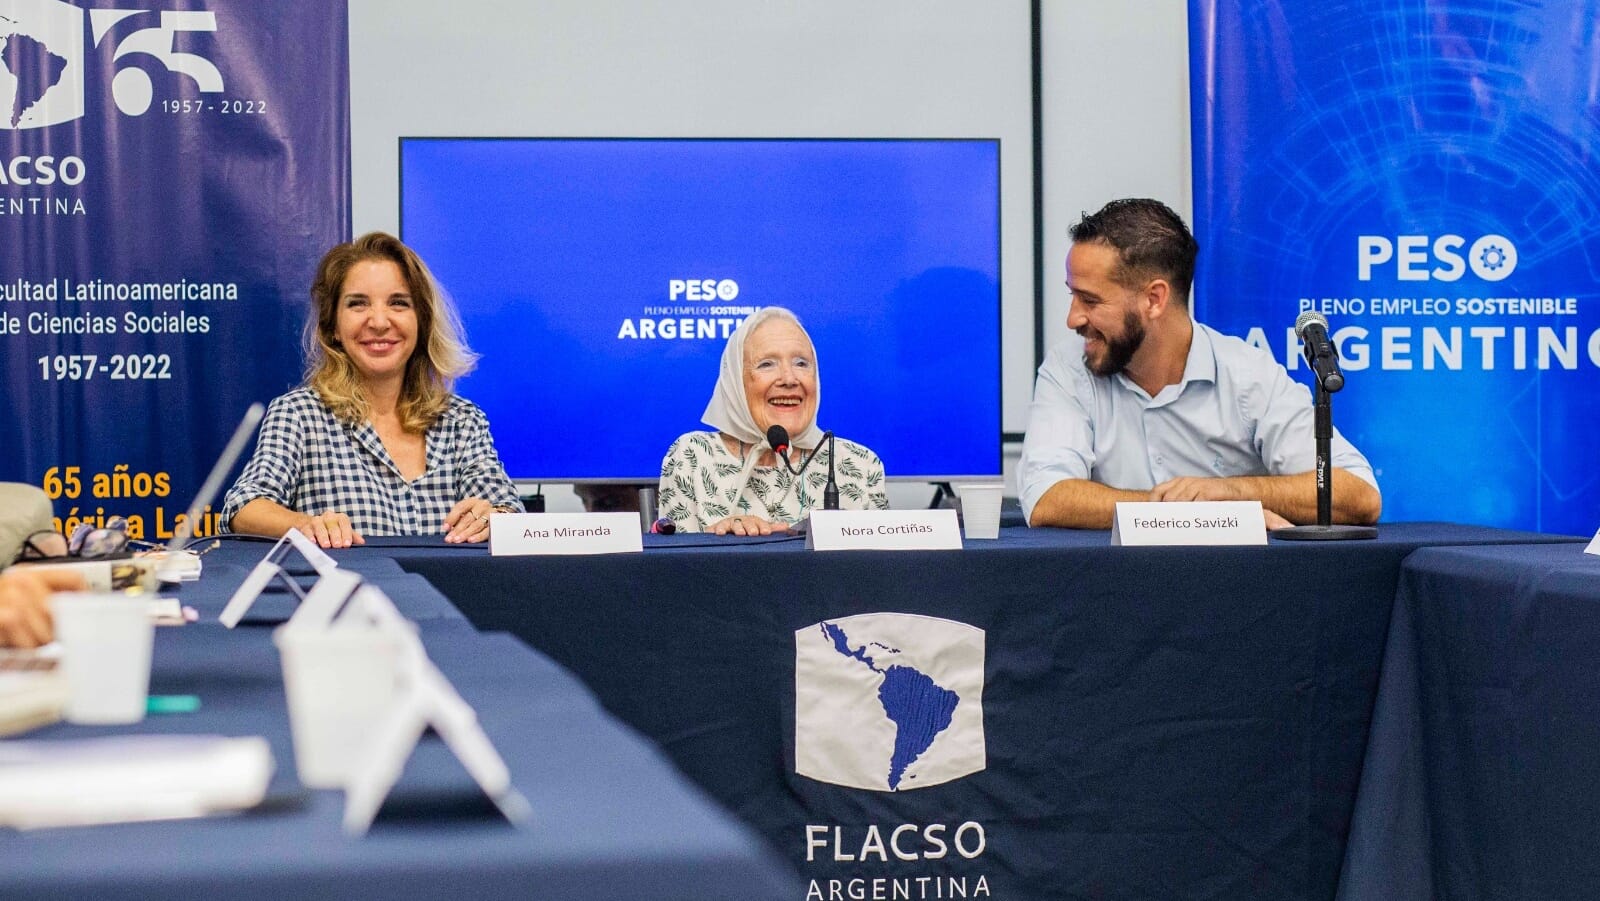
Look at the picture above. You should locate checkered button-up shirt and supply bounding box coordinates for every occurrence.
[221,387,523,536]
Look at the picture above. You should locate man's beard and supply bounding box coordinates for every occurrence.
[1081,309,1144,377]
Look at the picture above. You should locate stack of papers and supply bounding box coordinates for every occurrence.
[142,550,205,583]
[0,735,274,829]
[13,557,161,593]
[0,650,67,737]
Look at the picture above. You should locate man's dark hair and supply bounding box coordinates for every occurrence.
[1069,198,1198,305]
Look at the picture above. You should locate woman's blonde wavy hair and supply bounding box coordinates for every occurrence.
[304,232,477,433]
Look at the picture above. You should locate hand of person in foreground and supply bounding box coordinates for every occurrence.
[0,567,88,648]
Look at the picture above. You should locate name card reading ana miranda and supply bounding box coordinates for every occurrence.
[805,509,963,552]
[489,512,643,556]
[1110,501,1268,547]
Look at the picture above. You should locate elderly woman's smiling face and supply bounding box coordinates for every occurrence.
[742,317,817,439]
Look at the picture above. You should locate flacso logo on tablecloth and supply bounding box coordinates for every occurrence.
[795,613,985,792]
[2,0,224,131]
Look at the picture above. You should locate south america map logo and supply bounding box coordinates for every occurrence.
[0,0,85,129]
[795,613,985,792]
[2,0,226,130]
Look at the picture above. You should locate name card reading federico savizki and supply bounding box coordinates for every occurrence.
[1110,501,1267,546]
[490,512,644,556]
[806,509,962,551]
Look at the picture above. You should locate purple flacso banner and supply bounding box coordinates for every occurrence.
[0,0,349,540]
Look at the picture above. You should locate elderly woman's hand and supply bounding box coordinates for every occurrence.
[708,514,790,537]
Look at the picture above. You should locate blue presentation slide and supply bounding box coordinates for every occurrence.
[401,138,1001,482]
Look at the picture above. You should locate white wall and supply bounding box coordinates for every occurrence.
[1038,1,1192,354]
[348,0,1193,508]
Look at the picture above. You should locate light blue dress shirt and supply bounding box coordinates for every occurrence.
[1018,322,1379,523]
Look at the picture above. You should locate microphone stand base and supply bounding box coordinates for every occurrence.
[1274,524,1379,541]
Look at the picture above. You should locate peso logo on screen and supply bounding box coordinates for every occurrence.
[795,612,986,792]
[669,277,739,301]
[1,0,224,131]
[616,275,758,340]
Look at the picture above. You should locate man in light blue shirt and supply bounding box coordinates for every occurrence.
[1019,199,1381,529]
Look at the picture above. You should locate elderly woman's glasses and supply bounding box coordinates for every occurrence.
[12,517,131,564]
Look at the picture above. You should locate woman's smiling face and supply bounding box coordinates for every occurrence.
[742,317,817,439]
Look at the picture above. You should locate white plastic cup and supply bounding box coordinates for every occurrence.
[953,483,1004,540]
[273,623,401,789]
[48,592,155,725]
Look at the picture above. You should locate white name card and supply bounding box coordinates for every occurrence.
[218,530,339,629]
[489,512,643,556]
[1585,529,1600,556]
[1111,501,1267,546]
[283,527,339,575]
[805,509,962,552]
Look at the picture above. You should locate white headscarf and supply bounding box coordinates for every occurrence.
[700,306,826,451]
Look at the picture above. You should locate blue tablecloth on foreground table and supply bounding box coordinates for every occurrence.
[0,613,798,900]
[1338,542,1600,901]
[187,539,467,625]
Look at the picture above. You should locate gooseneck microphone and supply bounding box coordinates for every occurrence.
[823,433,839,511]
[765,424,838,509]
[1294,310,1345,393]
[766,424,790,459]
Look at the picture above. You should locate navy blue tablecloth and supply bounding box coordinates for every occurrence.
[376,521,1580,901]
[186,538,468,626]
[0,624,799,900]
[1338,542,1600,901]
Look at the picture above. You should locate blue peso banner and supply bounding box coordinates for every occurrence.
[1189,1,1600,535]
[0,0,349,541]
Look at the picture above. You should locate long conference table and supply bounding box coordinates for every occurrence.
[350,520,1578,901]
[1,551,800,900]
[15,523,1590,901]
[1338,541,1600,901]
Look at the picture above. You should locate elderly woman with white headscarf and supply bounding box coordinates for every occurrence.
[657,306,889,535]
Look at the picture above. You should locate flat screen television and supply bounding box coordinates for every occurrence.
[399,137,1001,482]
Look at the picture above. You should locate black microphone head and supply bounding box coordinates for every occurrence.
[1294,309,1329,338]
[766,424,790,452]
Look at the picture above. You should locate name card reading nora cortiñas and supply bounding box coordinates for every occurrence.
[805,509,963,551]
[489,513,643,556]
[1110,501,1267,546]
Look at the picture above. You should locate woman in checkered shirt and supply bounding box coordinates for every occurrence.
[221,233,523,548]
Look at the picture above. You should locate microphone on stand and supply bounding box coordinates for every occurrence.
[1277,311,1376,541]
[1295,310,1345,393]
[823,433,839,510]
[766,424,838,509]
